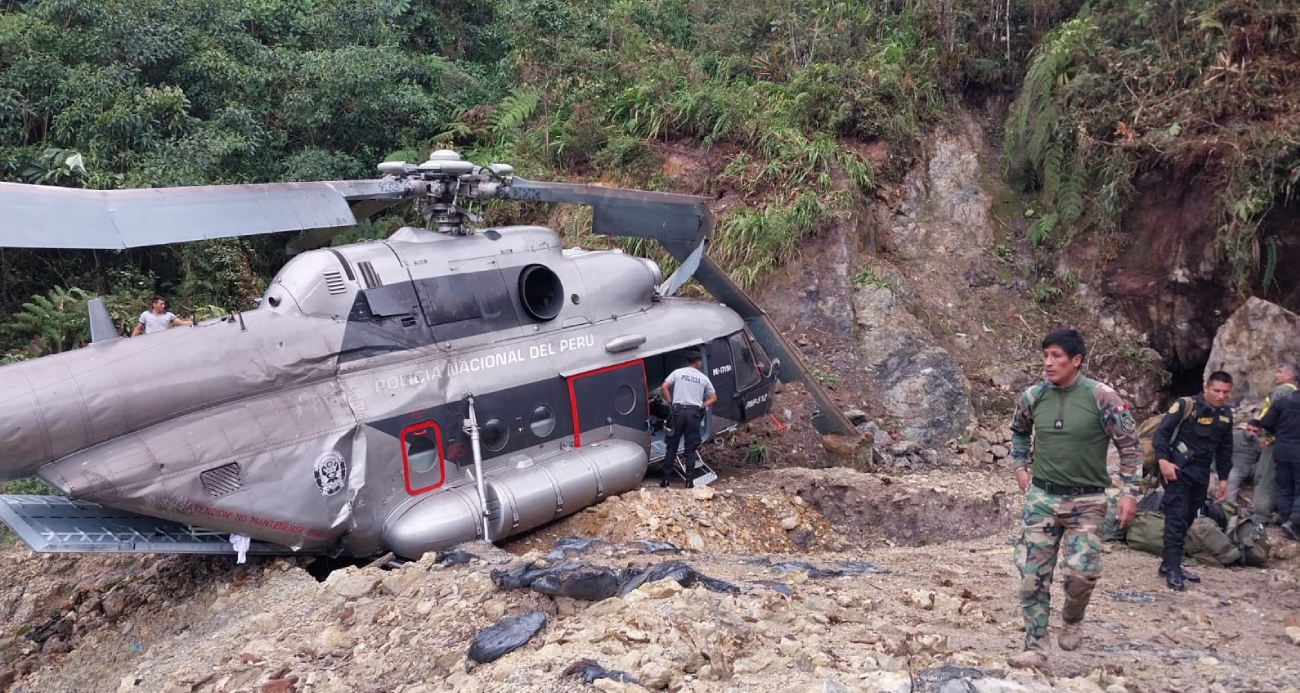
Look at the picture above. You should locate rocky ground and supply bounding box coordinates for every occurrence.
[2,466,1298,693]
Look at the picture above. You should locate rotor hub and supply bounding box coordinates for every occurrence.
[378,150,510,236]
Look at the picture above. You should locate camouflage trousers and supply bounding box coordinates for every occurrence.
[1252,447,1277,524]
[1014,485,1106,652]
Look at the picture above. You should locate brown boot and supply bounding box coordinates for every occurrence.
[1008,649,1048,669]
[1058,622,1084,651]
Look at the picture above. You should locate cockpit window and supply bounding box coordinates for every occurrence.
[730,332,761,390]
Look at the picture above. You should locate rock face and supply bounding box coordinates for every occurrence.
[852,282,972,446]
[885,118,995,267]
[1204,297,1300,406]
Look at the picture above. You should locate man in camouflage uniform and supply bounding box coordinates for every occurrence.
[1226,424,1262,507]
[1246,363,1299,524]
[1009,329,1141,669]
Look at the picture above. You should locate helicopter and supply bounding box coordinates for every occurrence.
[0,150,858,560]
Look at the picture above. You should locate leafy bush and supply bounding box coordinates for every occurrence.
[1003,0,1300,291]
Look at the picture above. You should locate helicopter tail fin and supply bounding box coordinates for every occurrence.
[87,298,120,343]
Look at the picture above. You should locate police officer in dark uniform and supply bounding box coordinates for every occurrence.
[659,351,717,488]
[1151,371,1234,590]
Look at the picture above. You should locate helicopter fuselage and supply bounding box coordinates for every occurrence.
[0,225,776,558]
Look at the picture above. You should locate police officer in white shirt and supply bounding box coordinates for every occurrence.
[659,350,717,488]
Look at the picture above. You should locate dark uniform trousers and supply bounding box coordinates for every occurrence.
[1277,455,1300,525]
[662,403,704,483]
[1161,466,1211,569]
[1158,398,1232,570]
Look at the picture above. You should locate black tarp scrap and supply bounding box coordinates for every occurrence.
[491,559,739,601]
[562,658,641,685]
[467,611,548,664]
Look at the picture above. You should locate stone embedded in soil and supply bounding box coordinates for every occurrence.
[331,573,381,599]
[691,486,716,501]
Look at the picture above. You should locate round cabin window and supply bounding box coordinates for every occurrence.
[530,405,556,438]
[405,430,438,473]
[614,384,637,415]
[482,418,508,452]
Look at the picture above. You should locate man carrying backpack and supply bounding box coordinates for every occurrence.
[1152,371,1235,591]
[1252,362,1300,541]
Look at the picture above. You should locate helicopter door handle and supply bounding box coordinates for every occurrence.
[607,416,614,437]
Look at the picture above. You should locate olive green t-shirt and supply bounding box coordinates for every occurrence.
[1010,375,1142,493]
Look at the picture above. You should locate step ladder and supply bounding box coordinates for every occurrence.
[670,452,717,487]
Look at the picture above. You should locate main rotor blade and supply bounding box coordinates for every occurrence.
[0,179,409,250]
[682,252,860,437]
[498,178,713,248]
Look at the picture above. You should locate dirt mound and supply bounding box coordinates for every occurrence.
[503,483,843,556]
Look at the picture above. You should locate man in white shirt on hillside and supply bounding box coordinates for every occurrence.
[131,295,192,336]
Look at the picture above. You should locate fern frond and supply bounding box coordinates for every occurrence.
[1042,141,1064,200]
[1262,236,1279,290]
[1057,166,1086,224]
[491,86,541,135]
[1030,213,1058,247]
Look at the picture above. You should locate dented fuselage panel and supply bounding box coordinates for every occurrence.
[0,226,774,558]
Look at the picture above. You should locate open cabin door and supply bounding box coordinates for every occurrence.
[705,330,774,423]
[566,360,650,448]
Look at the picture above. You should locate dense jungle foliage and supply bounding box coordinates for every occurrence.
[1,0,1297,360]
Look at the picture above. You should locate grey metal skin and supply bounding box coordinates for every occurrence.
[0,225,753,558]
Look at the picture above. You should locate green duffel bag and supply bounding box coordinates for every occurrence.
[1228,515,1271,566]
[1184,517,1242,566]
[1125,510,1165,556]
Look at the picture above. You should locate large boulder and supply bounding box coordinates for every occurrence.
[852,282,973,446]
[1203,298,1300,406]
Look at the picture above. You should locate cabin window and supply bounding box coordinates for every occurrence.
[614,383,638,415]
[530,405,556,438]
[400,422,445,494]
[482,417,509,452]
[730,332,761,391]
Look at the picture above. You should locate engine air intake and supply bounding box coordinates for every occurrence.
[519,264,563,321]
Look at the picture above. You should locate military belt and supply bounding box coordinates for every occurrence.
[1032,477,1105,497]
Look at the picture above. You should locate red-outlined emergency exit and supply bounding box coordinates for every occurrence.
[566,360,649,448]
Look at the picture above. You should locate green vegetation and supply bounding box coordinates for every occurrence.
[1031,281,1062,304]
[851,266,892,291]
[2,0,1295,360]
[2,0,1052,358]
[1003,0,1300,292]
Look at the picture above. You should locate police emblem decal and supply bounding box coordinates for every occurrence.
[313,451,347,496]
